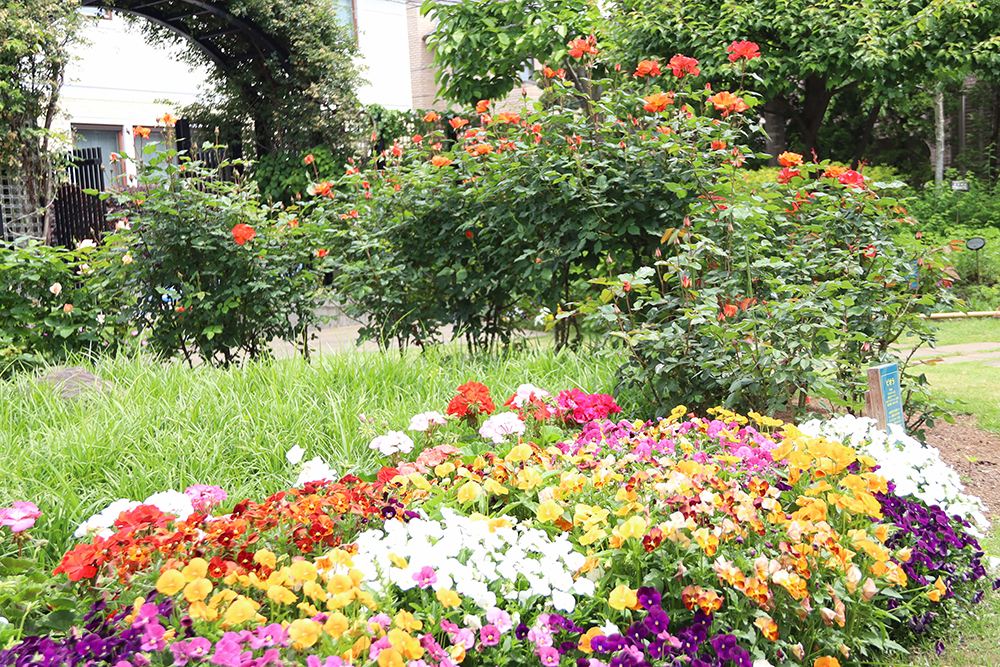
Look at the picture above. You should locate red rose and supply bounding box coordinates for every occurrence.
[231,223,256,245]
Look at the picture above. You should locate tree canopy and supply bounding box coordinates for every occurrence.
[0,0,83,240]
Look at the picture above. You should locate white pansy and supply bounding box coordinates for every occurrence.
[285,445,305,465]
[478,413,527,444]
[799,415,990,532]
[295,456,338,486]
[369,431,415,456]
[408,411,448,432]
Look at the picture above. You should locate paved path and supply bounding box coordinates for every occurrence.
[270,323,546,359]
[899,341,1000,366]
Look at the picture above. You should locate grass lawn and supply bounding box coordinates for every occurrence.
[920,361,1000,433]
[902,528,1000,667]
[924,317,1000,347]
[0,344,623,562]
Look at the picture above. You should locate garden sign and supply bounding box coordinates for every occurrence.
[865,362,905,432]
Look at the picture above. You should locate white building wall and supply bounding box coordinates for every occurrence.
[355,0,413,110]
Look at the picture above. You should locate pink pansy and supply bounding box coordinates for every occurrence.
[0,501,41,532]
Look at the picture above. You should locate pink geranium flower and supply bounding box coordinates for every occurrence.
[0,501,41,532]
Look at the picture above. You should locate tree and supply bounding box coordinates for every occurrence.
[0,0,83,242]
[421,0,601,105]
[138,0,364,160]
[606,0,1000,164]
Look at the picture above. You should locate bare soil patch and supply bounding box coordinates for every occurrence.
[922,415,1000,520]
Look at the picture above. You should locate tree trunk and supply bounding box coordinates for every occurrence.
[988,85,1000,186]
[934,86,945,183]
[762,99,786,166]
[797,75,834,160]
[851,100,883,169]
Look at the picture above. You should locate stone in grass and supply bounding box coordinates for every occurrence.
[35,367,114,400]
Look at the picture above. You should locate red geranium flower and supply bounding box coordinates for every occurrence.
[315,248,329,258]
[231,223,256,245]
[727,40,761,62]
[446,381,496,420]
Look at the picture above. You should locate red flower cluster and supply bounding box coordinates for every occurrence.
[567,35,598,59]
[777,167,801,184]
[707,91,749,117]
[446,381,496,420]
[643,92,674,113]
[53,479,400,584]
[668,55,700,78]
[634,60,661,78]
[543,67,566,79]
[727,40,760,62]
[231,224,256,245]
[556,389,621,424]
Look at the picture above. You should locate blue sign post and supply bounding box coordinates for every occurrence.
[866,362,905,432]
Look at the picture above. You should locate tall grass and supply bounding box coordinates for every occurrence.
[0,344,623,561]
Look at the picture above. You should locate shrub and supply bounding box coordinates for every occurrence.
[0,239,129,371]
[305,64,738,351]
[577,147,954,423]
[99,148,328,366]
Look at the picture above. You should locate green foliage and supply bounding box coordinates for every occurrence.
[422,0,601,104]
[304,62,738,351]
[0,240,130,373]
[255,145,343,204]
[98,148,328,367]
[607,0,1000,159]
[741,164,900,189]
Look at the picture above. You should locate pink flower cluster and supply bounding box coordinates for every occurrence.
[397,444,462,476]
[0,501,41,533]
[556,389,621,424]
[183,484,228,513]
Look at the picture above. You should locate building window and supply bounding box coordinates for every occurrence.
[72,125,123,188]
[333,0,356,33]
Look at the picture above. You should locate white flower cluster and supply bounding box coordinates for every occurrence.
[507,383,550,408]
[799,414,990,532]
[369,431,415,456]
[285,446,339,487]
[73,491,195,540]
[408,411,448,432]
[478,413,526,444]
[351,508,593,611]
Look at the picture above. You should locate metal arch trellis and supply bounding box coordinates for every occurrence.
[78,0,291,76]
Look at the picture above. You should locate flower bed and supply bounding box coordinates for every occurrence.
[0,383,994,667]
